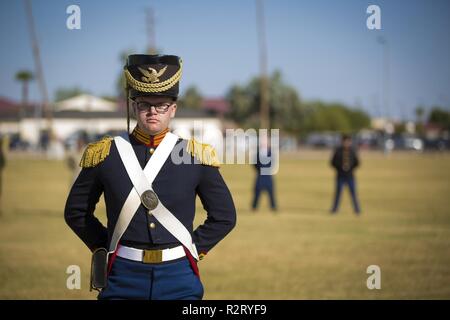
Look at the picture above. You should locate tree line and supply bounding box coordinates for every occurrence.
[15,68,449,136]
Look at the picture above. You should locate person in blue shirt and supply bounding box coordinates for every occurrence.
[251,137,277,212]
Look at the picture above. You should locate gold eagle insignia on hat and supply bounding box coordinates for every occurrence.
[138,65,168,83]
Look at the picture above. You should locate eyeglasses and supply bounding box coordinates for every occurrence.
[135,101,173,113]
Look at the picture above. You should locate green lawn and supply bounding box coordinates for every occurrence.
[0,151,449,299]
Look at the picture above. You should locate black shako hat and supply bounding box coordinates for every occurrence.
[124,54,182,100]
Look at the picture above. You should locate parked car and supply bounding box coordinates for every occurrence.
[393,135,424,151]
[423,138,450,151]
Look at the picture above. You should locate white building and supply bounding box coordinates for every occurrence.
[0,94,224,151]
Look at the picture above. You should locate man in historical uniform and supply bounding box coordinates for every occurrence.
[65,54,236,300]
[251,136,277,212]
[330,134,361,215]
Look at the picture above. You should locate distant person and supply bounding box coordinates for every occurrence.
[0,136,6,214]
[330,134,361,215]
[252,137,277,212]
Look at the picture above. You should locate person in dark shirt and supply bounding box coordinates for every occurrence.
[330,134,361,214]
[252,143,277,212]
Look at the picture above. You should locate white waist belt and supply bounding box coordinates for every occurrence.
[116,245,186,263]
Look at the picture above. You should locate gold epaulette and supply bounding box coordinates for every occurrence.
[186,138,220,168]
[79,136,113,168]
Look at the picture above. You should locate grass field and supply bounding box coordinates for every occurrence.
[0,150,449,299]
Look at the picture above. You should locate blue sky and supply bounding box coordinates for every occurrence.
[1,0,449,120]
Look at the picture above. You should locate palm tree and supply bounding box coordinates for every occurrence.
[415,106,425,124]
[15,70,34,119]
[415,106,425,136]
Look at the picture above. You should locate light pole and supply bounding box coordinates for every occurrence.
[377,36,392,153]
[377,36,390,119]
[146,8,157,55]
[24,0,52,150]
[256,0,269,130]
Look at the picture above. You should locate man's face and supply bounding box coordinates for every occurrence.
[343,138,352,148]
[133,96,177,135]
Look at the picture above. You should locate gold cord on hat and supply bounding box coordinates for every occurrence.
[124,61,182,93]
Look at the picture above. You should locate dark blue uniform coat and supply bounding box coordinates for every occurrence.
[64,135,236,256]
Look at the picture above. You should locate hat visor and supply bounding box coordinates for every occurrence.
[128,89,178,100]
